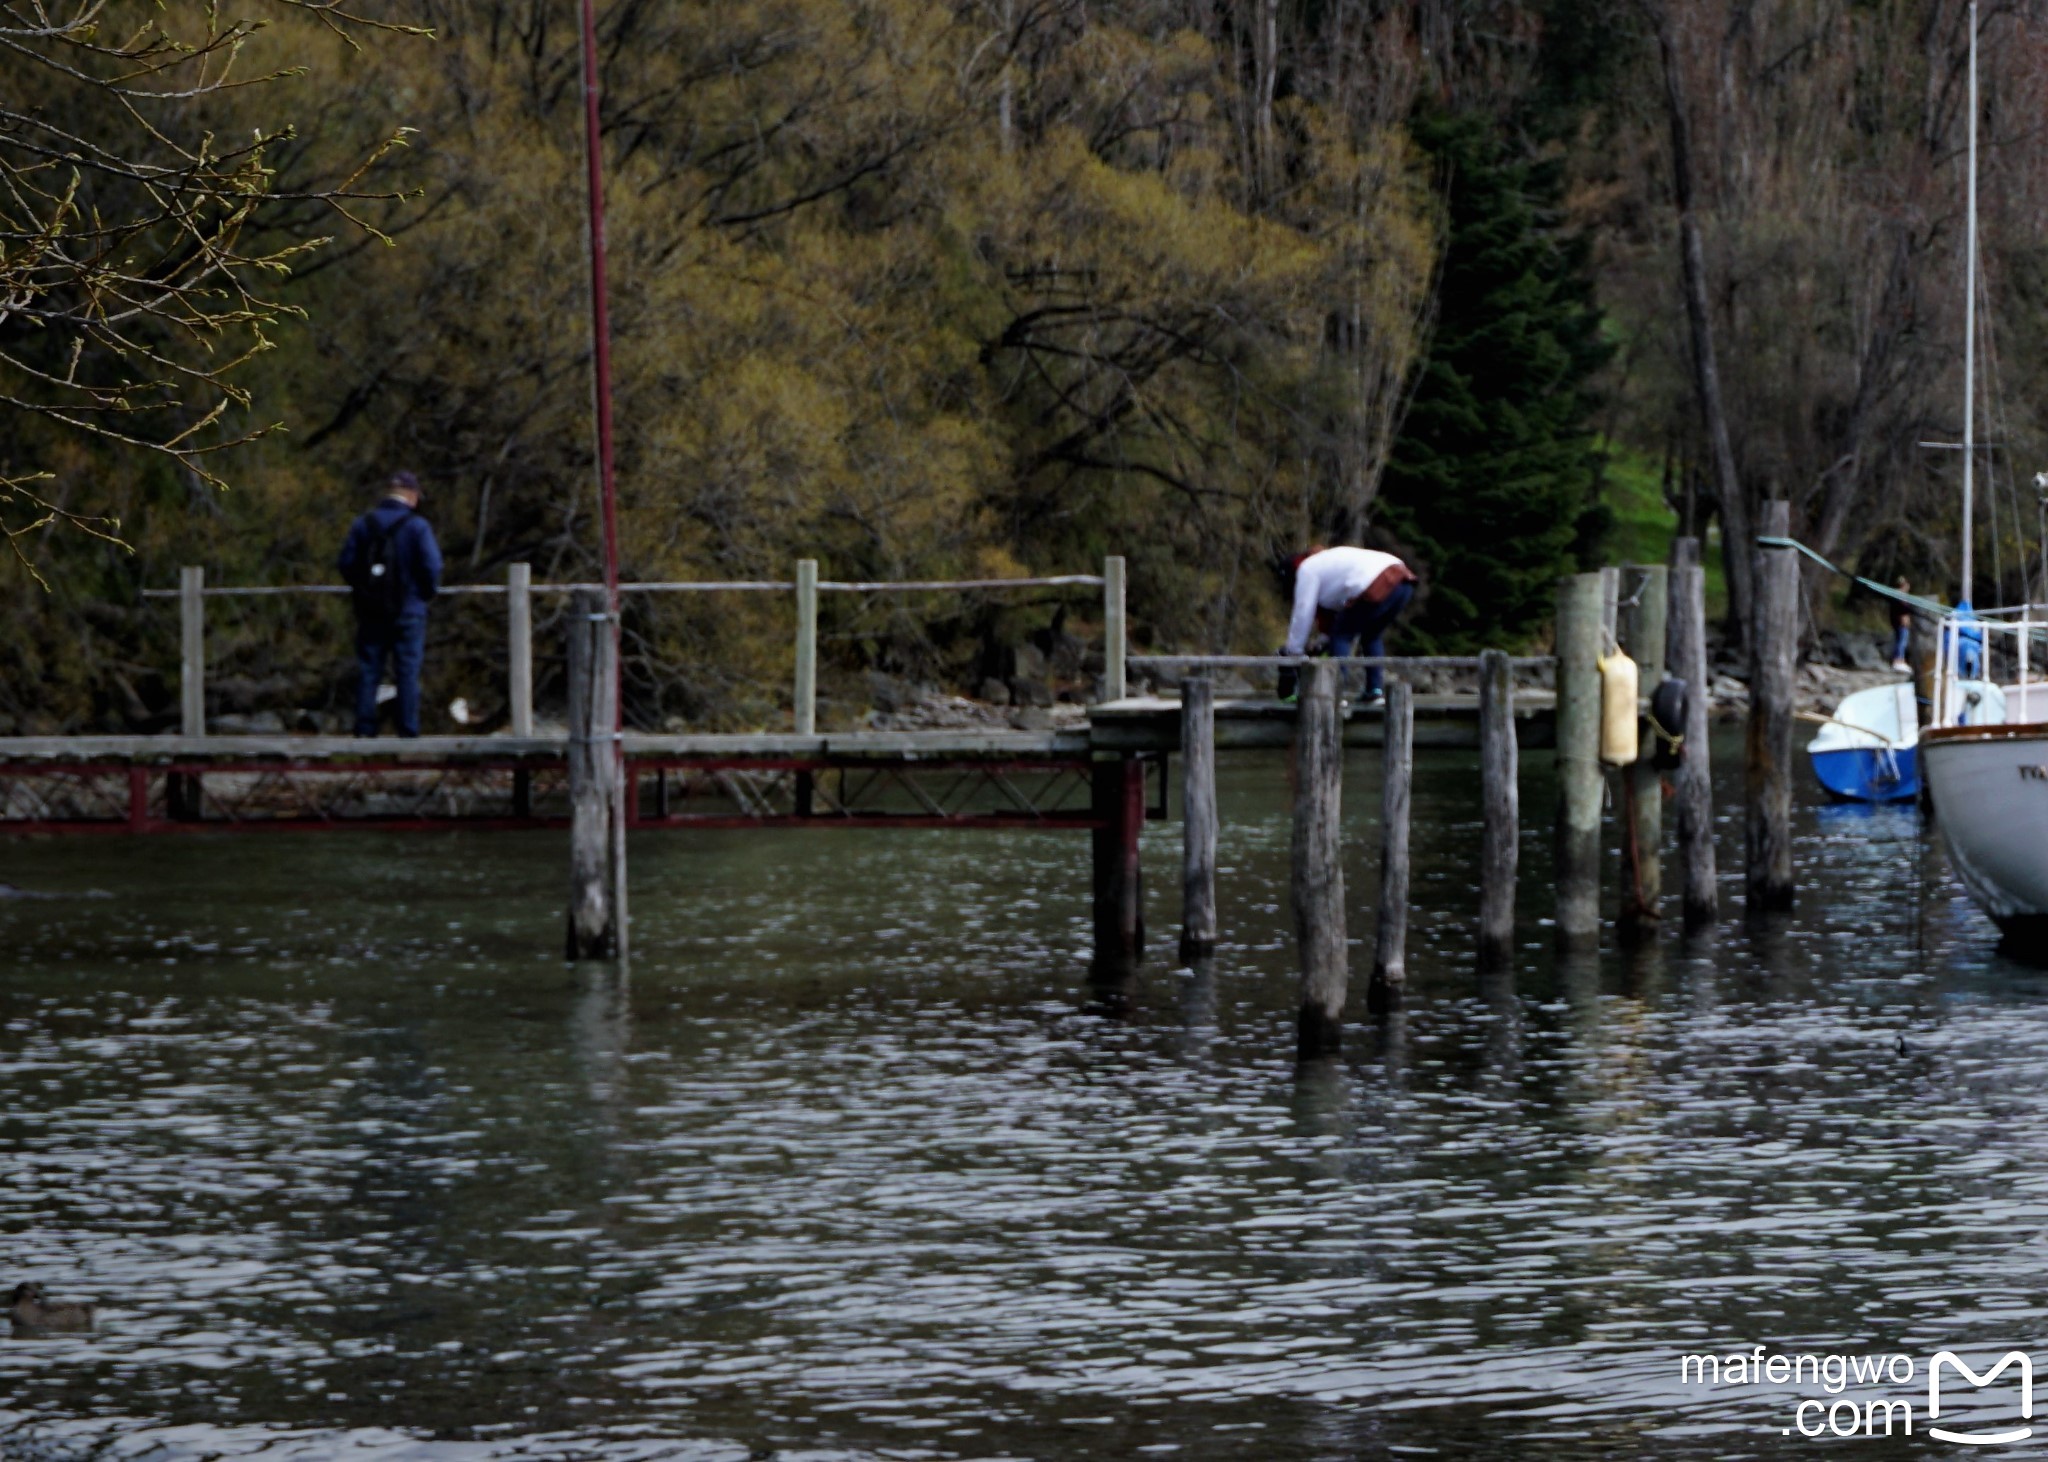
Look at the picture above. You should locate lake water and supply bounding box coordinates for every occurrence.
[5,734,2048,1460]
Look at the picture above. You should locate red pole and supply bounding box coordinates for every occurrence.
[578,0,621,612]
[577,0,628,955]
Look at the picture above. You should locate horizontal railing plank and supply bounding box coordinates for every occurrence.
[140,576,1104,599]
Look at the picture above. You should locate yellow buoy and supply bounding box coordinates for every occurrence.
[1598,646,1639,767]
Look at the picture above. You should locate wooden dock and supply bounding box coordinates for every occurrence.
[0,693,1557,834]
[0,729,1101,834]
[17,548,1688,1060]
[1089,691,1557,751]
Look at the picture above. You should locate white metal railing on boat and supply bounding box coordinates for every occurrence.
[1932,608,2048,728]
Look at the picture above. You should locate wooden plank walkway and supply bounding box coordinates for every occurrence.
[0,694,1552,836]
[0,692,1548,769]
[0,729,1090,764]
[0,692,1552,767]
[1090,692,1557,751]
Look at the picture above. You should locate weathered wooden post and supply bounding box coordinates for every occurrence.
[1102,555,1128,702]
[1477,648,1519,969]
[794,558,819,816]
[1179,677,1218,960]
[1667,539,1718,929]
[507,563,534,735]
[1368,678,1413,1014]
[1091,755,1145,970]
[566,587,620,959]
[1293,659,1347,1056]
[1619,565,1668,937]
[1747,500,1797,911]
[180,565,205,737]
[169,565,206,820]
[508,561,534,816]
[180,565,205,733]
[794,559,818,735]
[1554,573,1604,950]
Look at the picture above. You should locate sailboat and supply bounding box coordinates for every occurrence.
[1916,0,2048,941]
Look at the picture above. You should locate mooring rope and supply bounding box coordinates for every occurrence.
[1754,535,1953,618]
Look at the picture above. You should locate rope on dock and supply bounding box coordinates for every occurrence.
[1754,535,1953,616]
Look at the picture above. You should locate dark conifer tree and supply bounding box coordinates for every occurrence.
[1377,109,1611,651]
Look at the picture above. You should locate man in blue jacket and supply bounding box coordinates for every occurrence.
[338,470,443,737]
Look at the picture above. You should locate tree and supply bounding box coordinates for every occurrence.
[0,1,417,579]
[0,0,1444,733]
[1377,108,1610,651]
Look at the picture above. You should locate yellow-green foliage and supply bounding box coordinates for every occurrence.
[1,1,1437,731]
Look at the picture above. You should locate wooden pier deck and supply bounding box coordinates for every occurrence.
[18,553,1719,1052]
[0,692,1553,766]
[0,692,1552,836]
[0,729,1088,765]
[18,552,1711,1054]
[1090,691,1557,751]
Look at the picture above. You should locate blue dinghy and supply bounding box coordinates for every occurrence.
[1806,682,1920,803]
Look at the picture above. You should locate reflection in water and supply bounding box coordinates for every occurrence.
[1178,952,1218,1030]
[1,733,2044,1460]
[1289,1053,1352,1143]
[1082,960,1137,1020]
[1477,965,1519,1084]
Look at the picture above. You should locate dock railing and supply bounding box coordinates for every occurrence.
[143,559,1124,736]
[1130,654,1555,672]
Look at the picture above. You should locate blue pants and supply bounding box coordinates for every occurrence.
[1890,624,1909,663]
[355,615,426,737]
[1329,581,1415,696]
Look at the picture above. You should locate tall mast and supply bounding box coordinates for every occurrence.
[1964,0,1978,604]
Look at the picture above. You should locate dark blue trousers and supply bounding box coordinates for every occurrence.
[1328,581,1415,695]
[354,615,426,737]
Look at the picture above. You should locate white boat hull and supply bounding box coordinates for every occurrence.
[1923,724,2048,938]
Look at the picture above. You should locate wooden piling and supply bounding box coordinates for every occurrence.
[1368,678,1413,1014]
[179,566,206,737]
[508,562,534,816]
[794,558,818,815]
[1103,556,1128,702]
[566,588,620,959]
[794,559,818,736]
[1619,565,1668,936]
[1477,649,1519,969]
[1667,540,1718,929]
[1554,573,1605,950]
[1179,677,1218,960]
[127,767,149,833]
[1092,755,1145,970]
[169,565,206,819]
[1747,500,1796,911]
[1293,660,1347,1056]
[507,563,534,736]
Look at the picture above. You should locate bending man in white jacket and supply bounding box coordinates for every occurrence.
[1282,546,1417,702]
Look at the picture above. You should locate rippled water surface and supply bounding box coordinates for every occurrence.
[6,734,2048,1459]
